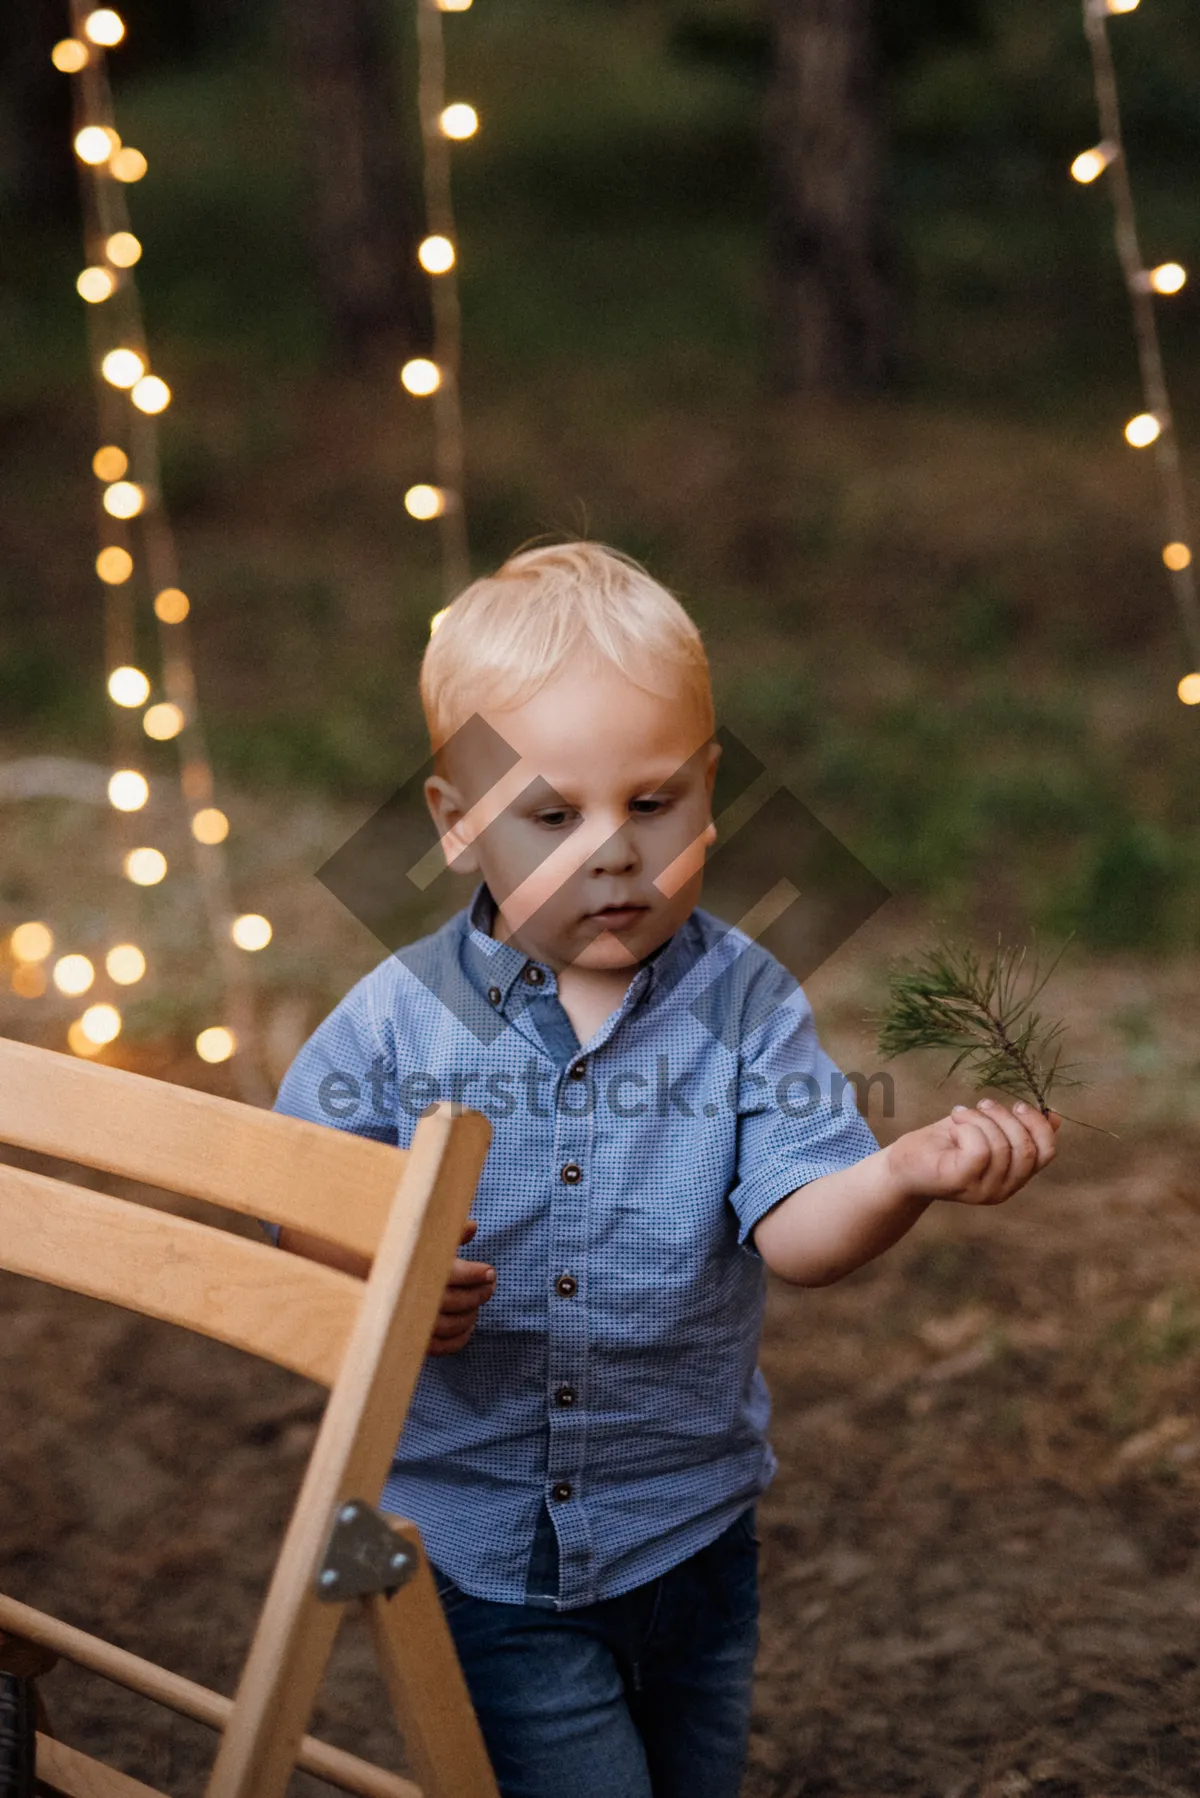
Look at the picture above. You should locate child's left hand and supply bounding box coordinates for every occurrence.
[884,1098,1061,1207]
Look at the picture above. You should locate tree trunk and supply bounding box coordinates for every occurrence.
[285,0,428,368]
[764,0,896,393]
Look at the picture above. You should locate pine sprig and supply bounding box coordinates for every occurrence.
[875,937,1083,1117]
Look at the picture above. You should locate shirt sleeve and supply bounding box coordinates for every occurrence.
[260,967,400,1245]
[725,958,880,1253]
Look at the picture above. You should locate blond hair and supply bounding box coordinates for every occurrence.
[419,540,714,751]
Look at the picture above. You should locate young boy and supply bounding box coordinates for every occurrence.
[272,541,1059,1798]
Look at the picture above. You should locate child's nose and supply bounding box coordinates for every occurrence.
[588,824,640,874]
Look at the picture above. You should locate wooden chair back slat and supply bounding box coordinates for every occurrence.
[0,1161,360,1387]
[0,1036,401,1259]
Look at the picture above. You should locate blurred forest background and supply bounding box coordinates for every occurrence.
[1,0,1199,1046]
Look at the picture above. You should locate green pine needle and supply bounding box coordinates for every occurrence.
[875,935,1089,1120]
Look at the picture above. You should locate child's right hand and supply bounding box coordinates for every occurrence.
[427,1218,496,1356]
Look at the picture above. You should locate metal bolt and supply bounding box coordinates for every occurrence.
[391,1551,408,1569]
[339,1503,357,1523]
[320,1569,338,1588]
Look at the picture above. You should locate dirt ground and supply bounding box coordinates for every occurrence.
[1,934,1198,1797]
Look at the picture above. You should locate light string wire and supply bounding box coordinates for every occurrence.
[1076,0,1200,695]
[32,4,271,1098]
[406,0,474,610]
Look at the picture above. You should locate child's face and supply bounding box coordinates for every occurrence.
[425,651,720,972]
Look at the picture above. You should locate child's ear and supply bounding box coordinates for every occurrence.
[701,738,722,845]
[423,774,481,873]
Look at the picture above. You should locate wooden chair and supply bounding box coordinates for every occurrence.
[0,1034,500,1798]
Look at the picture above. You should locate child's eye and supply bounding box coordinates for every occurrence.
[630,795,670,815]
[533,808,574,829]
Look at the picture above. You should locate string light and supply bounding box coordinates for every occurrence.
[191,807,229,845]
[1124,411,1161,447]
[1178,672,1200,704]
[1076,0,1200,700]
[96,545,133,583]
[436,0,473,11]
[83,10,126,47]
[418,234,456,274]
[102,479,146,518]
[12,965,47,1000]
[107,664,150,706]
[74,126,118,165]
[10,922,54,963]
[77,267,115,303]
[53,954,95,997]
[108,769,149,811]
[196,1026,236,1064]
[231,914,272,951]
[405,483,446,519]
[92,444,127,480]
[79,1002,122,1045]
[110,147,147,183]
[154,587,190,622]
[100,347,145,388]
[401,358,442,395]
[104,231,142,268]
[51,39,90,72]
[132,374,170,413]
[106,943,146,984]
[124,848,167,885]
[1070,142,1117,184]
[143,702,185,740]
[439,104,479,140]
[67,1021,102,1058]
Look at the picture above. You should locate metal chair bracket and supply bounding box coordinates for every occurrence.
[315,1500,416,1603]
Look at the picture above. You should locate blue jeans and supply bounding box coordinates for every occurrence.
[430,1508,760,1798]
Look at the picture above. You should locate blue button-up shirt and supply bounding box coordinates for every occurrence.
[272,883,878,1609]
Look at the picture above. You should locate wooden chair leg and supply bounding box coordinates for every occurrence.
[364,1525,499,1798]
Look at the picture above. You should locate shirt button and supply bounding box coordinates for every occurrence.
[523,964,545,986]
[568,1059,587,1080]
[560,1162,582,1185]
[551,1481,573,1501]
[555,1274,578,1298]
[555,1384,577,1406]
[487,985,502,1007]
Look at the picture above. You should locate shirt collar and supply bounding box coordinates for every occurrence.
[460,880,697,1017]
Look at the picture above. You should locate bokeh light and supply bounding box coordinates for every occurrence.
[440,104,479,140]
[132,374,170,414]
[83,10,126,47]
[11,964,47,1000]
[124,847,167,885]
[110,146,147,183]
[231,913,272,951]
[92,445,128,481]
[101,347,145,389]
[105,231,141,268]
[51,39,89,72]
[196,1026,236,1064]
[405,484,446,520]
[74,126,118,165]
[96,546,133,584]
[106,944,146,985]
[400,358,441,396]
[191,807,229,845]
[53,954,95,997]
[143,703,185,740]
[11,922,53,963]
[102,480,145,519]
[418,235,456,274]
[154,588,190,623]
[1124,412,1161,447]
[1178,672,1200,706]
[80,1002,122,1045]
[67,1021,102,1058]
[108,769,149,811]
[77,266,115,303]
[1148,262,1186,295]
[1070,145,1113,185]
[1162,542,1192,572]
[107,665,150,707]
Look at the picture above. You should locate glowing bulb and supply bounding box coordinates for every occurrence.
[231,913,272,951]
[110,146,147,183]
[74,126,118,165]
[400,358,441,396]
[106,943,146,984]
[1163,542,1192,572]
[1178,672,1200,705]
[1071,143,1116,184]
[439,104,479,140]
[10,922,53,963]
[51,39,89,72]
[92,444,127,480]
[12,964,46,999]
[108,769,149,811]
[196,1026,236,1064]
[132,374,170,414]
[103,480,145,519]
[143,702,184,740]
[67,1021,102,1058]
[429,607,449,635]
[418,235,456,274]
[105,231,141,268]
[53,954,95,997]
[101,347,145,388]
[192,807,229,845]
[77,266,115,303]
[1149,262,1186,295]
[436,0,473,11]
[1124,412,1161,448]
[96,546,133,584]
[154,587,190,622]
[107,665,150,707]
[405,483,446,520]
[1104,0,1140,12]
[80,1002,122,1046]
[84,9,125,46]
[124,847,167,885]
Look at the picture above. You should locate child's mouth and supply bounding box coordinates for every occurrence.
[586,905,650,929]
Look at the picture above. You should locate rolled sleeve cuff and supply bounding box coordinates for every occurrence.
[730,1158,864,1252]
